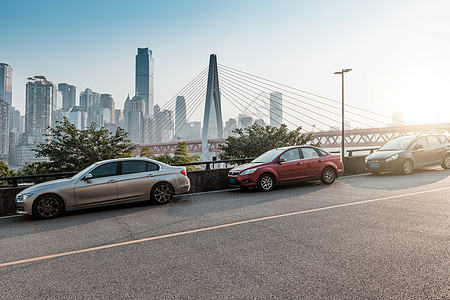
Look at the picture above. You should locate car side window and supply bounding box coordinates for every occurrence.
[122,161,147,175]
[147,162,159,171]
[427,136,441,147]
[415,137,428,148]
[90,163,118,178]
[300,147,320,159]
[280,149,300,162]
[317,149,328,156]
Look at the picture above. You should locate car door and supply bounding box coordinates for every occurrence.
[276,148,304,182]
[427,136,445,165]
[117,160,159,201]
[299,147,323,179]
[74,162,119,205]
[411,137,429,168]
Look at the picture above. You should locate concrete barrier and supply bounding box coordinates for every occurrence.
[0,156,369,216]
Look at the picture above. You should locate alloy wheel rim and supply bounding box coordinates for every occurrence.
[445,156,450,168]
[261,176,273,190]
[324,169,335,182]
[404,161,413,174]
[154,184,172,202]
[37,197,60,217]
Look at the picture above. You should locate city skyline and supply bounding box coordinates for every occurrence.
[2,0,450,127]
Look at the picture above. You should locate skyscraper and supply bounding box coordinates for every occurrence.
[270,92,282,127]
[135,48,154,116]
[0,63,13,106]
[25,76,55,144]
[175,96,187,138]
[0,100,9,156]
[58,83,76,110]
[126,95,145,143]
[100,93,115,124]
[79,88,100,125]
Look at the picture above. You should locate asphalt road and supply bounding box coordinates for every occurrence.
[1,168,449,299]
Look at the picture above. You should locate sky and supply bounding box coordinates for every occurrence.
[2,0,450,130]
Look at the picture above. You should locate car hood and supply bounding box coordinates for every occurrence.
[17,178,74,195]
[367,150,404,160]
[230,162,268,172]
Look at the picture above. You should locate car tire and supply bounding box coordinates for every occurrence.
[442,154,450,169]
[151,182,173,204]
[257,173,275,192]
[401,159,414,175]
[321,167,336,184]
[32,194,64,220]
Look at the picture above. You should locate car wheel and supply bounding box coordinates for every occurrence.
[151,183,173,204]
[257,173,275,192]
[442,154,450,169]
[401,159,414,175]
[32,194,64,220]
[321,167,336,184]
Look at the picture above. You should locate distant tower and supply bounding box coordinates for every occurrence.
[58,83,76,110]
[25,76,55,144]
[202,54,224,162]
[0,63,13,106]
[126,96,145,143]
[270,92,282,127]
[175,96,187,138]
[79,88,100,125]
[100,93,115,124]
[0,100,9,155]
[135,48,154,116]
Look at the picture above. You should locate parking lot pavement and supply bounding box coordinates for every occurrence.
[1,169,449,299]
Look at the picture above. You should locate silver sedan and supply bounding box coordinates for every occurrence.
[16,158,190,219]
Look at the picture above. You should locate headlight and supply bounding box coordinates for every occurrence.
[16,193,33,202]
[240,168,257,175]
[386,154,399,162]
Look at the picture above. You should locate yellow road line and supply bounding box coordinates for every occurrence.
[1,186,449,268]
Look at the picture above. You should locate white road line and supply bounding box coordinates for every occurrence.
[0,215,22,219]
[1,185,449,268]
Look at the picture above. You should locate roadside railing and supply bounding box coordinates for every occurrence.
[330,147,380,157]
[172,157,255,170]
[0,172,78,187]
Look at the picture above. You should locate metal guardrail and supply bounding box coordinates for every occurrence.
[172,158,255,170]
[0,172,78,187]
[0,158,255,187]
[330,147,380,157]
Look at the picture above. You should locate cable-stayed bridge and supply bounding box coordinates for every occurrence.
[129,54,450,157]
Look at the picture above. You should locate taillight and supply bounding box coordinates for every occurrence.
[181,169,187,176]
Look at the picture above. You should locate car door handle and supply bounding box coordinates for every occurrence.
[147,174,156,178]
[297,163,303,165]
[108,180,116,183]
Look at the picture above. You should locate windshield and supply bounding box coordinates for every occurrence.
[252,149,286,163]
[379,136,415,151]
[71,162,99,179]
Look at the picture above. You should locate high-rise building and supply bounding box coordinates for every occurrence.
[238,114,252,129]
[270,92,282,127]
[79,88,100,125]
[224,118,237,138]
[25,76,55,144]
[126,96,146,143]
[58,83,76,110]
[0,63,13,106]
[100,93,115,124]
[68,106,88,130]
[175,96,187,139]
[135,48,154,116]
[188,122,201,140]
[0,100,9,155]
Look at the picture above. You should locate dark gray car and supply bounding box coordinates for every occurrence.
[365,134,450,175]
[15,158,190,219]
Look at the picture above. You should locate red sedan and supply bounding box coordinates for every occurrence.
[228,146,344,191]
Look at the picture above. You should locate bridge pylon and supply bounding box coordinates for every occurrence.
[202,54,224,162]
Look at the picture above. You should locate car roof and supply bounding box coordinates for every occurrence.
[94,157,165,165]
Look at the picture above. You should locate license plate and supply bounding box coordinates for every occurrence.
[370,163,380,169]
[228,178,239,185]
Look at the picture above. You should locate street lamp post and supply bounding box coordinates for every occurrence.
[334,68,352,160]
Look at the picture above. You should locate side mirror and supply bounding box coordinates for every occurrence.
[83,173,93,180]
[414,144,424,151]
[279,158,286,164]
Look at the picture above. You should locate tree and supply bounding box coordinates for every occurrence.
[218,123,317,160]
[33,117,135,173]
[141,142,201,171]
[0,161,16,185]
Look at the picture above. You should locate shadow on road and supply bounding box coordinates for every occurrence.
[342,167,450,191]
